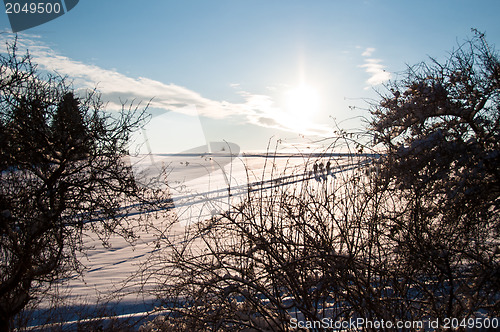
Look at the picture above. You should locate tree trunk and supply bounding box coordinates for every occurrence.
[0,314,11,332]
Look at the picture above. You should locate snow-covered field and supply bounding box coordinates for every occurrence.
[27,151,367,329]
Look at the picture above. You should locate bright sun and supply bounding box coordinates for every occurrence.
[285,84,320,125]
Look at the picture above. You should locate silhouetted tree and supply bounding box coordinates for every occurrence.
[0,41,169,331]
[370,30,500,318]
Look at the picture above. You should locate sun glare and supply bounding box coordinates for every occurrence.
[284,84,321,130]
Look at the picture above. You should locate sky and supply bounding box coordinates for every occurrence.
[1,0,499,153]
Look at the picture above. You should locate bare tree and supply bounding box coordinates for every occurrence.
[137,147,395,331]
[0,40,170,330]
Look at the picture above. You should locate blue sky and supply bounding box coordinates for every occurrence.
[1,1,499,152]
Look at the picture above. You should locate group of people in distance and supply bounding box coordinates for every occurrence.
[310,160,333,182]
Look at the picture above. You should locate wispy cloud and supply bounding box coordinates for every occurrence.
[361,47,375,57]
[6,35,235,118]
[0,33,331,137]
[235,90,332,137]
[359,47,391,88]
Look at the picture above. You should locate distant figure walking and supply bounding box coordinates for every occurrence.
[313,162,322,182]
[312,161,335,182]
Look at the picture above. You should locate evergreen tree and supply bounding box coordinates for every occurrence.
[52,92,90,160]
